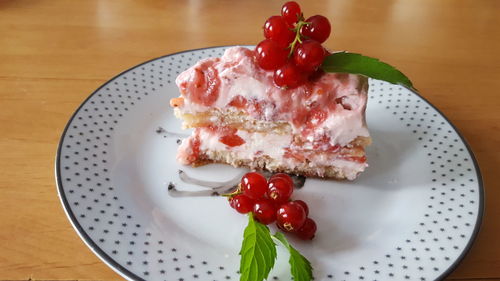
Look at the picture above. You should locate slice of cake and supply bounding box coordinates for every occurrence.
[170,46,371,180]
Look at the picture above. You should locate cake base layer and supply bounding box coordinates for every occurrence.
[189,150,366,180]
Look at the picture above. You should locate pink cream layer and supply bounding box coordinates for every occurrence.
[175,46,369,146]
[177,126,367,179]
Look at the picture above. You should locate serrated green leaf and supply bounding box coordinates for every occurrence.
[321,52,416,91]
[274,232,313,281]
[239,213,277,281]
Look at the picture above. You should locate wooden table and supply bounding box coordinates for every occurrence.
[1,0,499,280]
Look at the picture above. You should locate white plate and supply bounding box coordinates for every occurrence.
[56,46,483,281]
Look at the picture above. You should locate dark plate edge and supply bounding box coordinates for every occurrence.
[405,88,484,281]
[54,46,485,281]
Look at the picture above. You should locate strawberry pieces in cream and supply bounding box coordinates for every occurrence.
[172,46,371,180]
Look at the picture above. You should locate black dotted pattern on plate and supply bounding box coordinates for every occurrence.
[332,83,481,281]
[57,46,481,281]
[58,47,243,281]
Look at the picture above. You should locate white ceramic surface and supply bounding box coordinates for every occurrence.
[56,46,483,281]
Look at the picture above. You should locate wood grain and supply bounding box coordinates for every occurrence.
[1,0,499,280]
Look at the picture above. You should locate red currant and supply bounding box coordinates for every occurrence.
[276,201,307,232]
[276,219,288,232]
[296,218,317,240]
[293,40,326,72]
[253,199,277,224]
[300,15,331,43]
[273,62,307,89]
[308,68,326,82]
[267,177,293,204]
[293,200,309,216]
[264,16,295,48]
[241,172,268,200]
[269,173,294,187]
[255,39,288,71]
[229,194,254,214]
[281,1,302,27]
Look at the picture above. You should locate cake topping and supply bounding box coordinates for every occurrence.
[300,15,331,43]
[263,16,295,48]
[294,40,326,72]
[281,1,302,27]
[178,59,221,106]
[255,39,288,70]
[273,62,306,88]
[256,1,331,89]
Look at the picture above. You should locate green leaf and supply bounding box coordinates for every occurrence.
[321,52,416,91]
[274,232,313,281]
[239,213,277,281]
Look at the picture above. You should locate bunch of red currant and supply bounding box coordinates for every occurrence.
[228,172,317,240]
[255,1,331,89]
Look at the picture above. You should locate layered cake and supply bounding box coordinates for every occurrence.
[170,46,371,180]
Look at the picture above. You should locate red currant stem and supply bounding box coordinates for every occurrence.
[288,19,310,58]
[220,184,243,197]
[221,190,242,198]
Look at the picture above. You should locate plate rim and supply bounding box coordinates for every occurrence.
[413,92,484,281]
[54,45,484,281]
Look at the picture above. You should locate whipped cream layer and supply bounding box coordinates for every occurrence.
[175,46,370,146]
[177,127,367,180]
